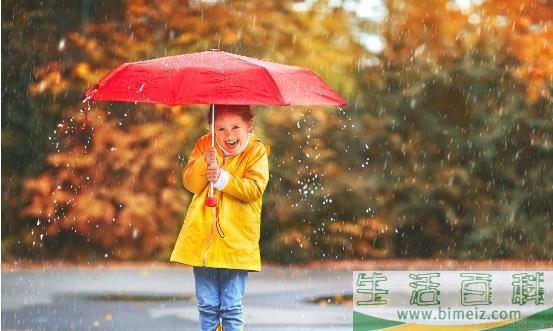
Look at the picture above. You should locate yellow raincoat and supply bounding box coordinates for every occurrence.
[170,133,270,272]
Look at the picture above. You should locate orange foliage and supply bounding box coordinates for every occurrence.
[482,0,553,102]
[21,110,194,259]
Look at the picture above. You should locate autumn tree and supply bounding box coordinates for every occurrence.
[353,0,553,259]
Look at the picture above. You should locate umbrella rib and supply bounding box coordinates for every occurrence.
[223,54,288,105]
[259,66,287,105]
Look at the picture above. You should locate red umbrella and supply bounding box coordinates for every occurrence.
[84,49,347,206]
[85,49,346,107]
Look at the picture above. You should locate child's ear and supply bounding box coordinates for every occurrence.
[249,121,254,133]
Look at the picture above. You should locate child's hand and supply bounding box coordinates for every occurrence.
[205,146,217,166]
[206,163,220,182]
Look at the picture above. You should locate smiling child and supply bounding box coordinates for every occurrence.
[170,104,270,331]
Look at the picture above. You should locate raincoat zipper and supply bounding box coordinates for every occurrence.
[201,153,228,267]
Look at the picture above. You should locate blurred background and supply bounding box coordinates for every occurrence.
[2,0,552,265]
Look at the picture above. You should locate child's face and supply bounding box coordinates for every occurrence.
[214,111,253,154]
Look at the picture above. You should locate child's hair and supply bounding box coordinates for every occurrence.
[207,105,254,125]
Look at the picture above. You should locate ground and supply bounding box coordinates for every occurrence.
[2,259,552,330]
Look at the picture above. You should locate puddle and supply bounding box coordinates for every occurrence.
[82,293,194,302]
[305,293,352,307]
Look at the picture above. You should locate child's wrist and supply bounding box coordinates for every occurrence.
[213,169,230,190]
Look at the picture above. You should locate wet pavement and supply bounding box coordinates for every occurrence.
[1,264,353,330]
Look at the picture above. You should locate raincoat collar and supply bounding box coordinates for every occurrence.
[216,133,252,156]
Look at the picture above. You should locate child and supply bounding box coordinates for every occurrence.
[170,104,270,331]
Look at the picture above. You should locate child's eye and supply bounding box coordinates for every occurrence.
[232,126,240,130]
[217,128,225,131]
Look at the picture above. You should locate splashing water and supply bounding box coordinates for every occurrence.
[81,96,92,129]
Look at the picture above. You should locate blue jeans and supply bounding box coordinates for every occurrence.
[193,266,248,331]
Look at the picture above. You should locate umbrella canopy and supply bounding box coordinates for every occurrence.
[85,49,347,107]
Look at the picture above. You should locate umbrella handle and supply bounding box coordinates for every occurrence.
[205,188,217,207]
[205,104,217,208]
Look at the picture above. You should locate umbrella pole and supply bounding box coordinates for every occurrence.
[205,104,217,207]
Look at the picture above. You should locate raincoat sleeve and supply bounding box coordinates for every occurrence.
[182,138,209,194]
[222,143,269,202]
